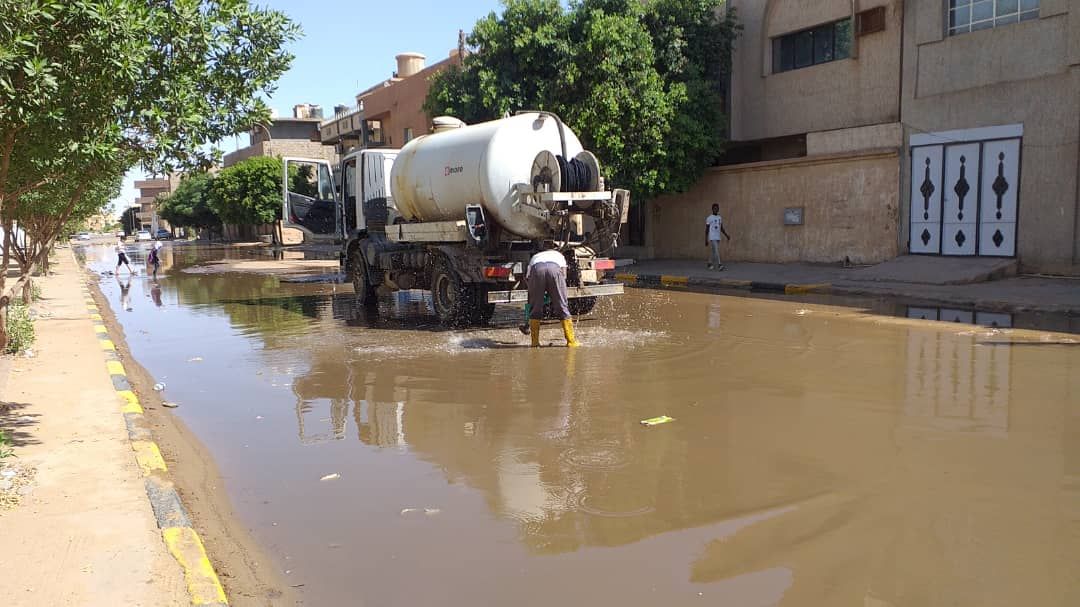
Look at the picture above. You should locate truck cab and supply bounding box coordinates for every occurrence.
[282,149,396,242]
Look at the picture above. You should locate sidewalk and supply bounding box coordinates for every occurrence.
[618,258,1080,315]
[0,251,187,606]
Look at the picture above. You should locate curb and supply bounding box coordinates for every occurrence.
[78,279,228,607]
[614,272,830,295]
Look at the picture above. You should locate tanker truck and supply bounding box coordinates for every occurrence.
[281,111,629,325]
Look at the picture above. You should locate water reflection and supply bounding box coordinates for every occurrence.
[907,305,1012,328]
[75,242,1079,606]
[904,328,1011,436]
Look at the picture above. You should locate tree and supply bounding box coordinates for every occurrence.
[0,0,299,348]
[120,206,140,235]
[4,171,121,292]
[158,172,220,236]
[209,156,283,238]
[425,0,739,200]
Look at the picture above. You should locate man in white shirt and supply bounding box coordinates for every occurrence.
[705,203,731,270]
[525,244,579,348]
[115,238,134,275]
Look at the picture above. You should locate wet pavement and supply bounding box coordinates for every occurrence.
[80,243,1079,606]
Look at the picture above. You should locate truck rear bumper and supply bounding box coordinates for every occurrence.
[485,283,624,304]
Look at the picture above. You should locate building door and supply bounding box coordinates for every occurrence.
[909,146,943,254]
[977,139,1019,256]
[908,127,1020,257]
[941,143,979,255]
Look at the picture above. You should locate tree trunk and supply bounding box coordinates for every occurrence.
[0,219,10,352]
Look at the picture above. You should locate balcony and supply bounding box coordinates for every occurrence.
[134,178,170,190]
[320,106,364,144]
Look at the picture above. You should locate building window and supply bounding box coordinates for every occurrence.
[948,0,1039,35]
[772,19,852,74]
[403,127,414,143]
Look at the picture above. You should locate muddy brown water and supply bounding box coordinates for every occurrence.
[80,243,1079,606]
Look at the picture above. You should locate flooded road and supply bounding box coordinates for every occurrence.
[82,243,1079,606]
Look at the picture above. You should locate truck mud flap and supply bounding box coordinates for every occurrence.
[486,283,624,304]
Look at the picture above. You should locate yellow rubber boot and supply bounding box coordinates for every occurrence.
[530,319,542,347]
[561,319,580,348]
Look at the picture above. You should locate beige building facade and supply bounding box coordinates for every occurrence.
[133,175,176,234]
[648,0,1079,274]
[900,0,1080,273]
[320,50,463,155]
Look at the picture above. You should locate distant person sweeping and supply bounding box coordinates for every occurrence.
[526,244,580,348]
[115,237,135,275]
[705,203,731,271]
[148,242,162,281]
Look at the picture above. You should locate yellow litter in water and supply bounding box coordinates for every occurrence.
[640,415,674,427]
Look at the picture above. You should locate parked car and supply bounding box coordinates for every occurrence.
[115,230,125,238]
[135,230,153,242]
[76,232,91,241]
[155,228,172,240]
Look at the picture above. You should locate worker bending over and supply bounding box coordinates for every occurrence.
[526,245,580,348]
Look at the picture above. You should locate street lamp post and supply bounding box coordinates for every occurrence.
[252,122,272,144]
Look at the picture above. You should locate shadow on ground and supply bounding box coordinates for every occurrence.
[0,401,41,448]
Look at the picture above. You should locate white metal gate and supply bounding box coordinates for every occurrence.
[909,127,1021,257]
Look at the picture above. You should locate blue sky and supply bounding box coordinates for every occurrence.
[111,0,504,217]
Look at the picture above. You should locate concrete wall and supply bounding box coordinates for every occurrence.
[729,0,903,142]
[901,0,1080,273]
[650,150,900,264]
[808,122,902,155]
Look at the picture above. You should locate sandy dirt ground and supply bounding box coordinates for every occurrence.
[88,262,298,606]
[0,250,187,606]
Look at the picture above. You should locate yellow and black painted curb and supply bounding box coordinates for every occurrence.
[614,272,831,296]
[79,281,228,607]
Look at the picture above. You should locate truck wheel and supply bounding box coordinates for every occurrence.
[469,286,496,325]
[431,258,469,325]
[568,296,598,316]
[349,247,377,306]
[563,253,597,316]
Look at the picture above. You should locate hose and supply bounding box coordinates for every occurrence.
[556,155,593,193]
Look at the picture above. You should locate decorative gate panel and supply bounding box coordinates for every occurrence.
[909,126,1021,259]
[909,146,944,254]
[941,143,980,256]
[977,139,1020,256]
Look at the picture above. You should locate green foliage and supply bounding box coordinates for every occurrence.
[425,0,740,199]
[158,172,220,229]
[209,156,283,226]
[3,302,34,354]
[9,170,123,231]
[120,207,140,234]
[29,282,41,302]
[288,163,318,198]
[0,0,301,182]
[0,430,12,459]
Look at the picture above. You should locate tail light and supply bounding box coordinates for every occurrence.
[592,259,616,271]
[483,266,512,279]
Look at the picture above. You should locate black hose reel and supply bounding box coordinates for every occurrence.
[530,150,601,195]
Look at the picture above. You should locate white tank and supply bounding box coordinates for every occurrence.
[390,112,586,239]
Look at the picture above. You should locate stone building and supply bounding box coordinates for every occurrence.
[646,0,1079,274]
[134,175,177,234]
[223,108,338,168]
